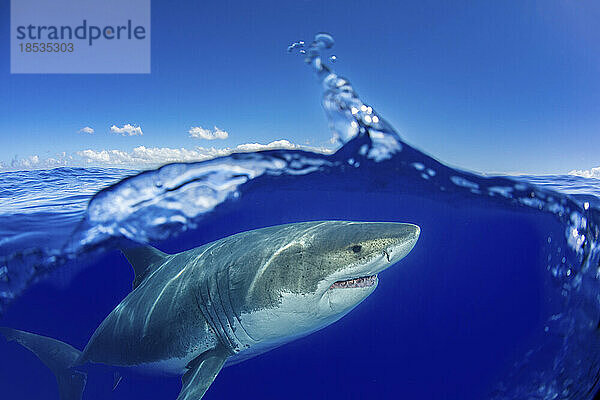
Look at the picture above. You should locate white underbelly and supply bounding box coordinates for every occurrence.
[132,354,196,376]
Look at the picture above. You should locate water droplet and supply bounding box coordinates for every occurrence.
[329,55,337,63]
[314,33,335,48]
[287,40,305,53]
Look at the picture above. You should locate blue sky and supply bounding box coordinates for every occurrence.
[0,1,598,175]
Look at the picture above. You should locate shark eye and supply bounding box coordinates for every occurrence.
[351,245,362,253]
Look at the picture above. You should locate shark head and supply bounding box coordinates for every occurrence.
[310,221,420,314]
[240,221,420,345]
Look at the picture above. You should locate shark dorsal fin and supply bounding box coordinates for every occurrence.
[120,245,169,289]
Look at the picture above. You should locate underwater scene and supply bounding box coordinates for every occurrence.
[1,32,600,400]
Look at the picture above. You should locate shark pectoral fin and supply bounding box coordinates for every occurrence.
[177,347,229,400]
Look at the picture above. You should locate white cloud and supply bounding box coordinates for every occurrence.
[14,155,40,169]
[110,124,143,136]
[569,167,600,179]
[77,140,332,167]
[78,126,95,134]
[1,140,333,171]
[236,139,301,152]
[8,154,69,170]
[78,146,227,166]
[189,126,229,140]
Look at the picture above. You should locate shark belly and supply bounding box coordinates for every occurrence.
[131,353,199,376]
[225,290,360,366]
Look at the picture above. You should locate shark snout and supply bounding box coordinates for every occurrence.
[382,223,420,265]
[323,222,420,311]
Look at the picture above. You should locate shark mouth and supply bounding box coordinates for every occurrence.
[329,275,377,290]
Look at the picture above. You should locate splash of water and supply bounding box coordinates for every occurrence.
[68,151,334,247]
[289,33,401,161]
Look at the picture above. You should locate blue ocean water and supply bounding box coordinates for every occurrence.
[1,34,600,399]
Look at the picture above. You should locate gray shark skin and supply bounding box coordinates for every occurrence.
[1,220,420,400]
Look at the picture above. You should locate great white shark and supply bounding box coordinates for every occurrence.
[1,220,420,399]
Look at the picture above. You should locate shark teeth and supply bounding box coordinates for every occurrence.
[329,275,377,290]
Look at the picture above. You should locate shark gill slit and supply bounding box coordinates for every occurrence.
[199,277,224,347]
[223,264,257,344]
[216,266,252,348]
[196,279,226,350]
[203,273,236,351]
[212,270,239,351]
[192,289,215,349]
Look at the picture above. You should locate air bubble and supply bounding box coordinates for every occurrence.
[314,33,335,48]
[287,40,305,53]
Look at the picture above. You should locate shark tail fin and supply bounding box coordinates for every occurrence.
[120,245,170,289]
[0,327,87,400]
